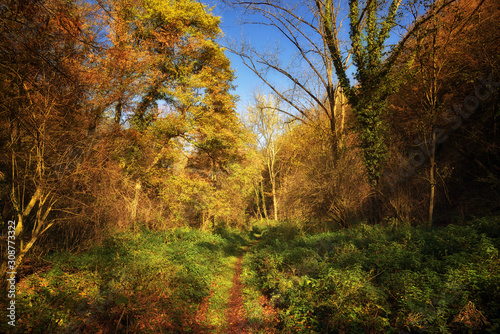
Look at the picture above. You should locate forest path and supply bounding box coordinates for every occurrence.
[225,253,248,334]
[223,240,278,334]
[197,239,277,333]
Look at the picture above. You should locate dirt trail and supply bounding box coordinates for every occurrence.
[197,240,276,333]
[225,254,248,334]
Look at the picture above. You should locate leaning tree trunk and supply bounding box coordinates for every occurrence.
[2,186,56,281]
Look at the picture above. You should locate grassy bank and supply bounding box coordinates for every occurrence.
[245,216,500,333]
[2,227,249,333]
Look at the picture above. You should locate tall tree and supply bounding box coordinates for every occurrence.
[225,0,352,152]
[319,0,455,185]
[386,0,490,225]
[91,0,240,222]
[314,0,459,223]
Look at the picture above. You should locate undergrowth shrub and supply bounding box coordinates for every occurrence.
[245,216,500,333]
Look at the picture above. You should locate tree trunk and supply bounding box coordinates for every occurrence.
[339,90,345,140]
[428,130,436,228]
[114,97,123,124]
[368,183,383,224]
[0,221,54,280]
[1,194,55,281]
[272,178,278,221]
[254,184,263,220]
[328,84,338,156]
[260,180,268,222]
[12,186,42,238]
[428,8,438,229]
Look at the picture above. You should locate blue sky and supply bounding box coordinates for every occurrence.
[199,0,357,116]
[199,0,280,115]
[198,0,413,116]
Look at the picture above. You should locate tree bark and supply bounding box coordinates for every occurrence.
[428,130,436,228]
[260,180,268,222]
[254,184,263,220]
[427,5,438,229]
[272,179,278,221]
[114,97,123,124]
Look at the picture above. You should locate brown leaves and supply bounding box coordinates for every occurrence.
[453,301,489,330]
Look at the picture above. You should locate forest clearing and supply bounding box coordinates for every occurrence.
[1,219,500,333]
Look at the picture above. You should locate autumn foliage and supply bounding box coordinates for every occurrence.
[0,0,254,277]
[0,0,499,332]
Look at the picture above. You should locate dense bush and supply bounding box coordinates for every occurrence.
[277,120,370,227]
[245,216,500,333]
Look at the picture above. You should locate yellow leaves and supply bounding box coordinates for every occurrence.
[141,0,221,38]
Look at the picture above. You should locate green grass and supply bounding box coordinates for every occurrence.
[241,250,279,334]
[2,226,250,333]
[204,255,237,331]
